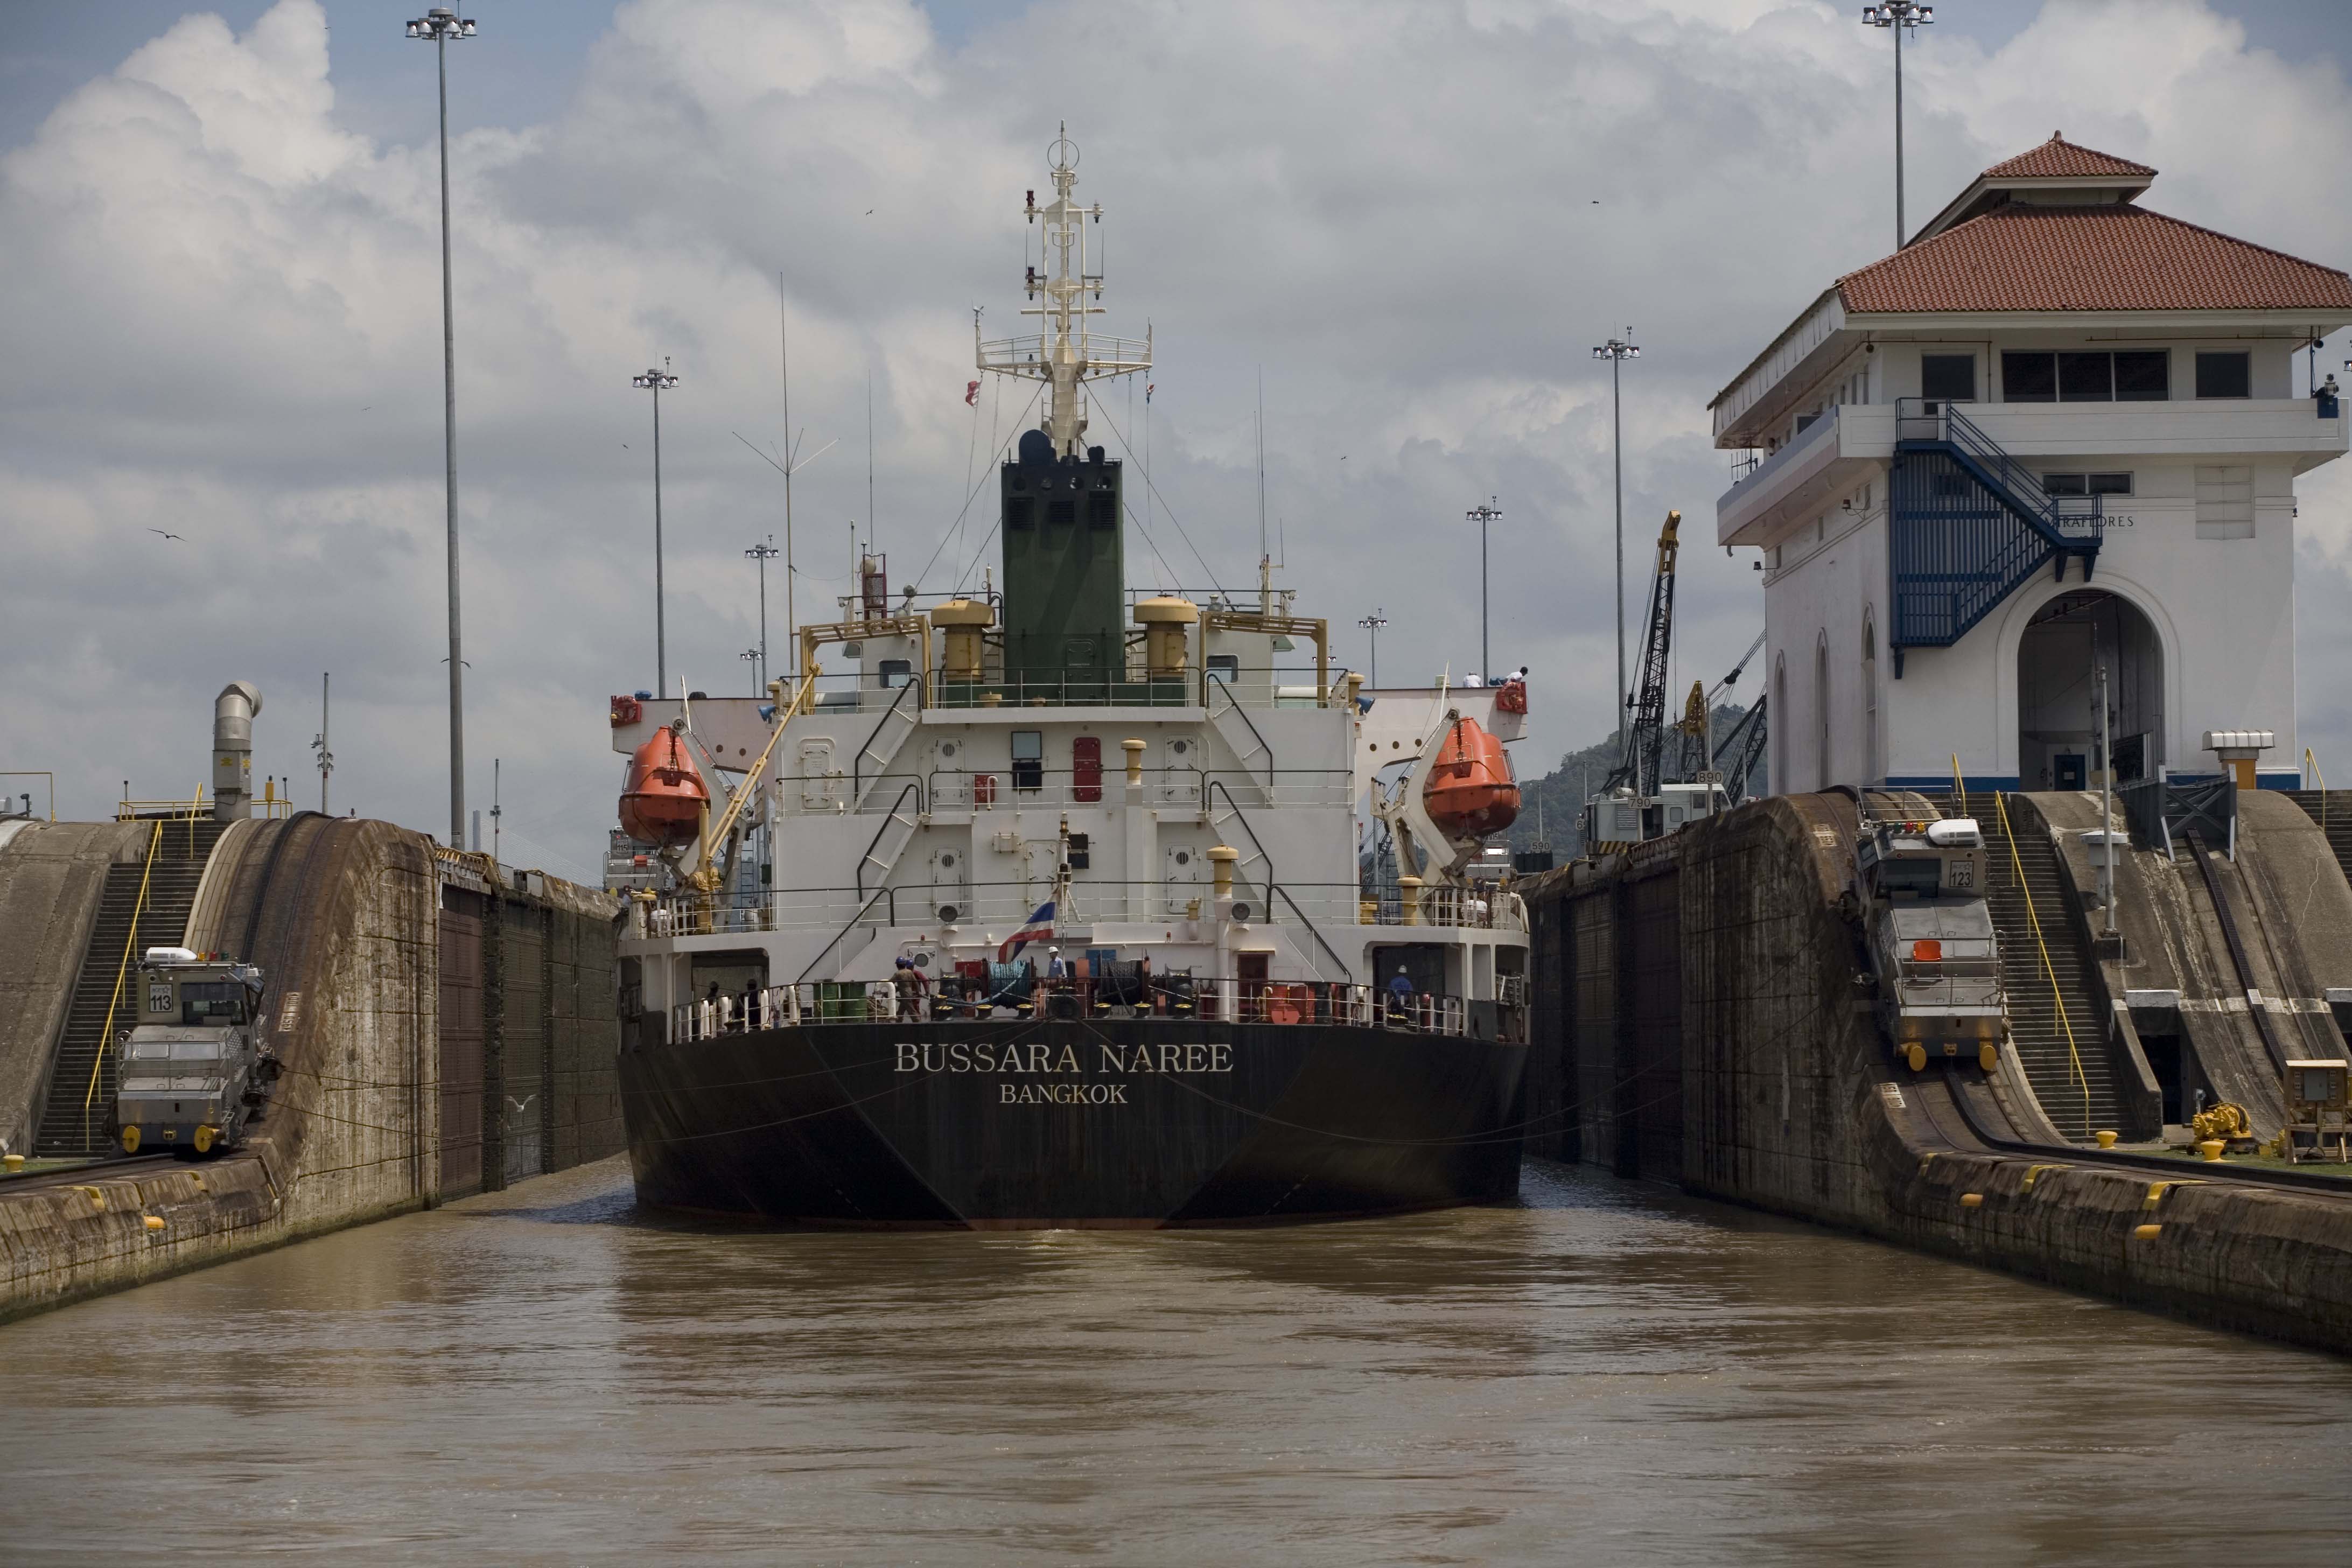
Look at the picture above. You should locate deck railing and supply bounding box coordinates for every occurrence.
[631,880,1528,938]
[670,978,1479,1042]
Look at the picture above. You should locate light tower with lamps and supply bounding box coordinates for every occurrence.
[740,647,764,696]
[406,5,477,848]
[633,361,681,695]
[1357,608,1387,689]
[1466,500,1501,683]
[1860,2,1935,249]
[746,536,780,689]
[1592,331,1639,747]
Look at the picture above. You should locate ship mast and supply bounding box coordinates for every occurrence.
[977,127,1152,458]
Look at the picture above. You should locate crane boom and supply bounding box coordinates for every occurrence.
[1717,693,1769,803]
[1603,510,1681,797]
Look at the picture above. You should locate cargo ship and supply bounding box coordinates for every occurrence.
[610,134,1534,1226]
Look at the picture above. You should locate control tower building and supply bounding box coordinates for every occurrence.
[1711,135,2351,794]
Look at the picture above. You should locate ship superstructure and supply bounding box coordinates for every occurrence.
[608,136,1532,1226]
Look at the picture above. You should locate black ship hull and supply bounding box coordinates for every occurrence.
[619,1019,1528,1227]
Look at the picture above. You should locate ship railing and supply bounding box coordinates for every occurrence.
[1399,887,1529,932]
[909,767,1353,813]
[667,978,1482,1042]
[634,881,1530,937]
[739,879,1366,931]
[921,666,1344,712]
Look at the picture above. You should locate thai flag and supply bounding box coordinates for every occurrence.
[998,899,1055,962]
[965,380,981,407]
[1145,382,1154,404]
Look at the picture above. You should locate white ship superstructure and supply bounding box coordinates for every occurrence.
[610,135,1531,1047]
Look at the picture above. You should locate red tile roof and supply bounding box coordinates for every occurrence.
[1978,134,2154,181]
[1838,204,2352,313]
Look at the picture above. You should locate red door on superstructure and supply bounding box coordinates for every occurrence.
[1073,736,1102,802]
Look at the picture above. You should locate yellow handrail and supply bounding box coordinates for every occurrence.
[1996,792,2091,1139]
[1950,752,1966,821]
[85,820,164,1146]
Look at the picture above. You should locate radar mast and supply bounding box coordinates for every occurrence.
[977,127,1152,458]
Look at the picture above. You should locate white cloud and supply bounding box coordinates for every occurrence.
[1,0,2347,857]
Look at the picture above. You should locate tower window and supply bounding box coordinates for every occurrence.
[1921,355,1975,401]
[2195,351,2251,400]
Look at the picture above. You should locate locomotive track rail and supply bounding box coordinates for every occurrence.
[1933,1062,2352,1199]
[0,1153,180,1194]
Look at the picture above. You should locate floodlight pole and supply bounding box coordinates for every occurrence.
[747,537,780,689]
[1357,609,1387,689]
[1594,333,1639,753]
[1862,2,1936,249]
[408,6,477,848]
[634,363,681,695]
[1467,501,1500,682]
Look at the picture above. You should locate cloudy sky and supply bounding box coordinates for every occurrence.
[3,0,2347,879]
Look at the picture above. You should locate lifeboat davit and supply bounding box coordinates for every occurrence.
[619,726,709,848]
[1423,717,1520,838]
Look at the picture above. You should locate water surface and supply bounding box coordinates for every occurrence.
[2,1158,2345,1564]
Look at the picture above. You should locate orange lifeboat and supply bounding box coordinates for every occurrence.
[619,726,709,848]
[1423,717,1520,838]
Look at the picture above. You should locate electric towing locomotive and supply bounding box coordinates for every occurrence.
[114,947,274,1157]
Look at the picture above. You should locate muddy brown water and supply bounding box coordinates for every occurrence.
[2,1158,2347,1564]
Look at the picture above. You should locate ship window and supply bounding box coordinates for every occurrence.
[2195,351,2251,399]
[1921,354,1974,401]
[877,659,912,689]
[1066,832,1090,870]
[1010,730,1044,790]
[1206,654,1239,683]
[1088,492,1117,527]
[1006,495,1035,530]
[2115,351,2169,400]
[2001,352,2057,403]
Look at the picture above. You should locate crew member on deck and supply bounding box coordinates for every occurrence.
[893,958,924,1021]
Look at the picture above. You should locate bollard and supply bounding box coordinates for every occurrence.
[142,1215,165,1232]
[2132,1223,2162,1240]
[1397,874,1423,926]
[2,1152,22,1173]
[2198,1139,2225,1162]
[1959,1192,1984,1208]
[2095,1130,2118,1149]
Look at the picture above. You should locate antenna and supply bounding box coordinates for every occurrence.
[866,370,876,550]
[780,275,796,680]
[975,128,1150,457]
[1256,366,1266,566]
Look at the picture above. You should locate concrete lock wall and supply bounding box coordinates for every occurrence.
[1525,794,2352,1355]
[0,817,625,1322]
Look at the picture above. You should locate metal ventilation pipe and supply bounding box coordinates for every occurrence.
[212,682,262,821]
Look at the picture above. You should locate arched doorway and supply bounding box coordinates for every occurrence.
[2017,589,2163,790]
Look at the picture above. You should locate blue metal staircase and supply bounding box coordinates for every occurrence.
[1888,398,2102,674]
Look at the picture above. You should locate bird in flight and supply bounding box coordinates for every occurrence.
[147,528,185,541]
